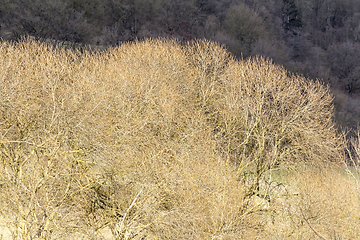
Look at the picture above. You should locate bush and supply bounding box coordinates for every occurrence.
[186,40,343,196]
[0,38,347,239]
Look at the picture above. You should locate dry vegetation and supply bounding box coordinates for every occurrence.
[0,38,359,239]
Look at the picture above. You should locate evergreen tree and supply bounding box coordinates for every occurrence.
[282,0,302,34]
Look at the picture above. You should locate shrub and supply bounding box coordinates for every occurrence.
[186,40,343,196]
[0,38,347,239]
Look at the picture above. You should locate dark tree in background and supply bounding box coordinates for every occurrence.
[0,0,93,42]
[282,0,302,35]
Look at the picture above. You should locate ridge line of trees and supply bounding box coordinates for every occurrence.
[1,0,360,129]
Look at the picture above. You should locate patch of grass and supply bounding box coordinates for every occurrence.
[263,165,360,239]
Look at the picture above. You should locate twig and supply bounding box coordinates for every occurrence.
[75,100,104,128]
[285,202,328,240]
[119,189,143,231]
[299,208,328,240]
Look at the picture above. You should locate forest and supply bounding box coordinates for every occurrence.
[1,0,360,130]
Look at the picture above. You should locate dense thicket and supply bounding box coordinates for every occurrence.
[1,0,360,128]
[0,38,352,239]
